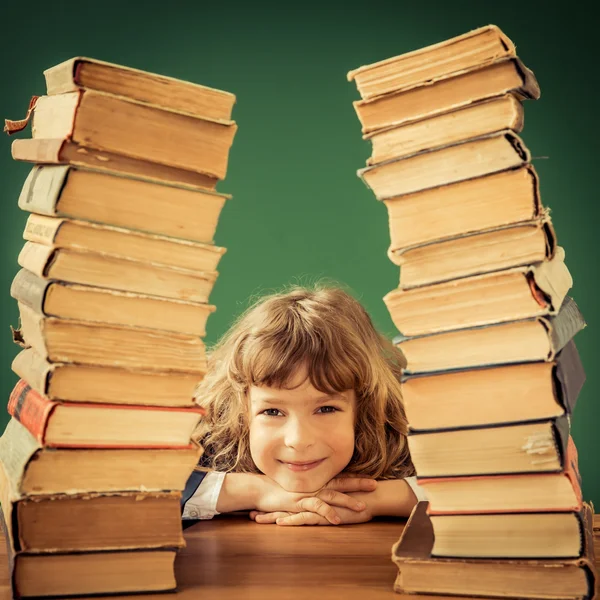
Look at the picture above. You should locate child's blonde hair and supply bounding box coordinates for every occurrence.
[193,284,414,480]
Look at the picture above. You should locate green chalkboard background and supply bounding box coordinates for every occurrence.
[0,1,598,503]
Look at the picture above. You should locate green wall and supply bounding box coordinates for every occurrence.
[1,1,598,504]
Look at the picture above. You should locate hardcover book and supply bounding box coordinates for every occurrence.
[348,25,516,100]
[391,502,597,598]
[44,56,236,121]
[407,414,570,478]
[8,379,205,448]
[0,418,202,495]
[384,247,572,337]
[395,296,586,373]
[352,56,539,134]
[16,165,228,243]
[402,339,584,430]
[12,347,203,407]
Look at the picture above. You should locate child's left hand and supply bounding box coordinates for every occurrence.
[249,502,374,526]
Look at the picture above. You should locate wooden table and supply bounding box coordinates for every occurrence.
[1,514,598,599]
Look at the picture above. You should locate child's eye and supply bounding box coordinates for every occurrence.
[317,406,339,414]
[260,408,283,417]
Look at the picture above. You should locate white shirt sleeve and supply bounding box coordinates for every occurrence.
[404,475,427,502]
[181,471,226,520]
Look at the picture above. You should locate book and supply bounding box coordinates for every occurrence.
[348,25,515,100]
[11,137,219,190]
[0,418,202,495]
[391,502,597,598]
[365,93,523,165]
[11,269,216,337]
[12,347,203,407]
[16,165,228,243]
[359,130,530,200]
[0,458,184,552]
[24,213,226,272]
[18,240,218,303]
[408,414,569,477]
[353,57,539,134]
[384,247,572,337]
[394,217,555,289]
[15,302,207,372]
[8,89,237,180]
[44,56,236,121]
[8,379,204,448]
[402,339,584,431]
[396,296,586,373]
[430,510,586,558]
[384,165,541,251]
[420,435,583,514]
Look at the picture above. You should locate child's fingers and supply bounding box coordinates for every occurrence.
[316,488,366,512]
[254,511,291,524]
[324,477,377,493]
[276,511,329,526]
[249,511,266,520]
[296,497,342,524]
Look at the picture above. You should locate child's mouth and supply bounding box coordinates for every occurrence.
[280,459,325,472]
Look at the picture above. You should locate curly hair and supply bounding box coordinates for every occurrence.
[193,283,414,480]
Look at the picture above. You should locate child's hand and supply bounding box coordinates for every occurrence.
[250,501,374,526]
[255,475,377,525]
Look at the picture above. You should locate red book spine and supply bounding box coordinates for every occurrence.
[7,379,56,444]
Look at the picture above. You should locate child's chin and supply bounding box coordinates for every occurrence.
[275,473,328,494]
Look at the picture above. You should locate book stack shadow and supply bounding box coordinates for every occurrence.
[348,26,598,599]
[0,57,236,598]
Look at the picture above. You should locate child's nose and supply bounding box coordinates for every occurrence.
[283,417,315,450]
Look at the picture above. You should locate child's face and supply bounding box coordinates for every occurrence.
[248,366,356,493]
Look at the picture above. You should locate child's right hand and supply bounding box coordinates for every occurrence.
[254,475,377,525]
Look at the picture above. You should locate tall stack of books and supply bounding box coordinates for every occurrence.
[0,57,236,597]
[348,26,598,599]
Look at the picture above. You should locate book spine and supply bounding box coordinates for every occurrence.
[553,414,571,469]
[555,340,586,414]
[16,165,70,215]
[547,296,586,353]
[11,349,52,398]
[530,246,572,312]
[10,269,51,315]
[17,242,55,279]
[7,381,55,445]
[23,214,63,246]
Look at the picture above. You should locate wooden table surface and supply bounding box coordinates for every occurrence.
[1,513,598,600]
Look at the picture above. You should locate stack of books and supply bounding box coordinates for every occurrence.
[348,26,598,599]
[0,57,237,598]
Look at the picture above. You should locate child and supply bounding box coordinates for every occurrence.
[182,284,426,525]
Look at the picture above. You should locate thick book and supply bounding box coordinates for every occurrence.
[12,269,216,338]
[402,339,584,431]
[391,501,597,598]
[420,435,583,514]
[18,241,218,304]
[44,56,236,121]
[16,164,228,244]
[24,213,226,272]
[8,89,237,180]
[0,418,202,495]
[348,25,515,100]
[11,347,203,407]
[395,296,586,373]
[394,217,556,289]
[353,57,539,134]
[8,379,204,448]
[384,164,541,251]
[359,130,530,200]
[365,94,523,165]
[408,414,570,477]
[15,302,207,372]
[431,509,587,559]
[11,137,219,190]
[384,247,572,337]
[0,460,185,552]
